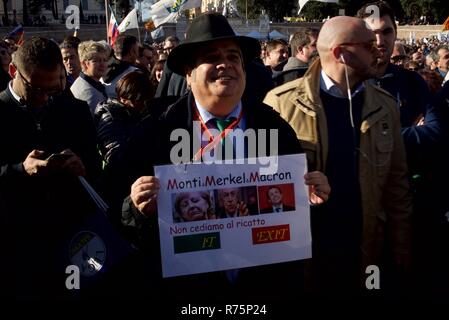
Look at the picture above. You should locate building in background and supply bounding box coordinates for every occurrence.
[0,0,106,26]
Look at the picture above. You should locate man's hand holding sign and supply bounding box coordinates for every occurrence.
[121,13,330,300]
[131,172,330,216]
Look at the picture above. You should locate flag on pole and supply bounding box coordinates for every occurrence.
[442,15,449,31]
[143,0,202,28]
[118,8,139,33]
[298,0,339,14]
[108,6,119,46]
[7,24,24,46]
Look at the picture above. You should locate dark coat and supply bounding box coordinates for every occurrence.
[95,96,181,170]
[167,72,188,97]
[273,67,308,87]
[377,64,447,164]
[378,64,449,211]
[0,87,102,299]
[0,68,11,92]
[95,95,178,226]
[154,62,173,98]
[119,91,306,301]
[95,99,147,167]
[271,57,309,87]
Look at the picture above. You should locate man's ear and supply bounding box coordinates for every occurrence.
[332,46,345,63]
[185,66,196,84]
[9,63,17,78]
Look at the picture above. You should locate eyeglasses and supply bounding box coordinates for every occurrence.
[16,68,64,97]
[338,41,377,53]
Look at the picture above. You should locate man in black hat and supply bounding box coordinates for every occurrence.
[118,13,330,301]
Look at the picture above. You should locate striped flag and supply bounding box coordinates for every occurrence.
[7,24,24,46]
[108,7,119,46]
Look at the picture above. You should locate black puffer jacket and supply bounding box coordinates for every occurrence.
[94,99,147,168]
[95,96,179,168]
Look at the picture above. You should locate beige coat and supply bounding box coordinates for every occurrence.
[264,60,412,265]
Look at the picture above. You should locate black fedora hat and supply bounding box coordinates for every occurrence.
[167,13,261,75]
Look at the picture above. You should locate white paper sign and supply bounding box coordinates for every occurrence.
[154,154,311,278]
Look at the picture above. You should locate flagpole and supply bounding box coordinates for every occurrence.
[137,3,142,44]
[105,0,110,44]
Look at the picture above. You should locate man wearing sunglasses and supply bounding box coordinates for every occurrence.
[264,16,412,297]
[359,1,449,298]
[0,37,101,299]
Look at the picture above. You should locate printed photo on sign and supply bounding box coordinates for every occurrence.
[258,183,296,214]
[172,191,216,223]
[155,154,311,278]
[214,186,258,219]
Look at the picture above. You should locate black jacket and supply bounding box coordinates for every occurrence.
[0,87,102,299]
[103,60,135,84]
[273,67,308,87]
[95,99,147,167]
[0,68,11,92]
[0,88,101,178]
[119,91,305,301]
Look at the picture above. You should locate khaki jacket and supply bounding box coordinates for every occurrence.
[264,60,412,265]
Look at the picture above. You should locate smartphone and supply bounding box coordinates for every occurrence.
[46,153,72,162]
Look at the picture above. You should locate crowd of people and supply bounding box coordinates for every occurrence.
[1,0,448,302]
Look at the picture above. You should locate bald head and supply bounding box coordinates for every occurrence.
[317,16,373,60]
[316,16,380,92]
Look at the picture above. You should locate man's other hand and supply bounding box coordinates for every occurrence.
[22,149,49,176]
[130,176,160,216]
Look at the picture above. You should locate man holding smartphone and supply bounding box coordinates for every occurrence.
[0,37,100,299]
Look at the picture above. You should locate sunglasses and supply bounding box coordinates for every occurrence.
[16,67,64,97]
[338,41,378,53]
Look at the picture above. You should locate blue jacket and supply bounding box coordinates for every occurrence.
[376,63,448,174]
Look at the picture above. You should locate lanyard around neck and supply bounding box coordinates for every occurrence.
[192,102,243,162]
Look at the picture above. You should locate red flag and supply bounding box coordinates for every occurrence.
[108,7,119,46]
[7,24,24,46]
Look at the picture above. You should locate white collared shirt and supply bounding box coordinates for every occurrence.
[8,81,23,104]
[320,70,365,98]
[194,99,246,160]
[195,99,245,130]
